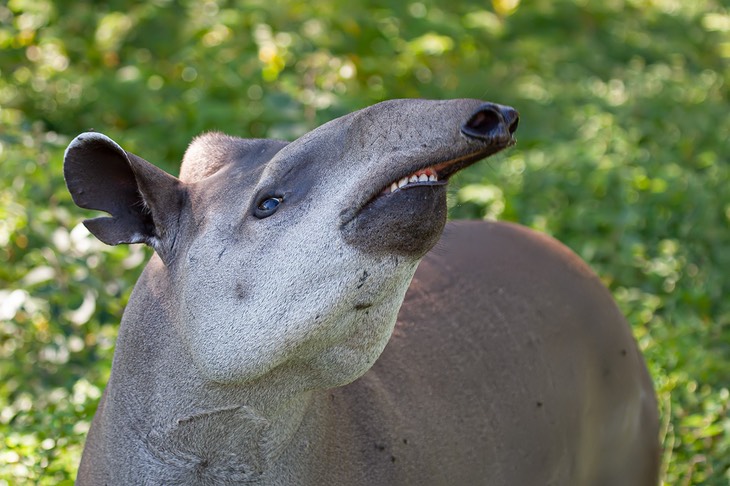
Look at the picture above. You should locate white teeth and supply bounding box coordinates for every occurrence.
[387,172,439,194]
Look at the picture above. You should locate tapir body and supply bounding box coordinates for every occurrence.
[64,99,659,485]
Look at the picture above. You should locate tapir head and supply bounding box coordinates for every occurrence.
[64,99,517,388]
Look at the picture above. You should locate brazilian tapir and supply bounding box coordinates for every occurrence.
[64,99,659,485]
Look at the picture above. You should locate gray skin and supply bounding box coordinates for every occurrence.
[63,99,659,485]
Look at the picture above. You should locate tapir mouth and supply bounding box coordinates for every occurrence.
[375,144,512,197]
[341,140,514,225]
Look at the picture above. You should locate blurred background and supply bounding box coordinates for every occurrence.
[1,0,728,483]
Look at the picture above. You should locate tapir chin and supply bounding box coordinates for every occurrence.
[63,99,660,485]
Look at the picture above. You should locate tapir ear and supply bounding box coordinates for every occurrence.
[63,132,184,264]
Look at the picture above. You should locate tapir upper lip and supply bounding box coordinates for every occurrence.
[341,137,515,226]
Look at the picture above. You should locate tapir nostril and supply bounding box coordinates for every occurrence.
[461,103,518,141]
[462,107,502,140]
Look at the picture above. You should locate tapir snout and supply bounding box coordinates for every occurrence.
[340,99,518,258]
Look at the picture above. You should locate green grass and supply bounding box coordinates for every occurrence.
[1,0,728,483]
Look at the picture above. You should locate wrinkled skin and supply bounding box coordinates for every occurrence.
[64,99,658,485]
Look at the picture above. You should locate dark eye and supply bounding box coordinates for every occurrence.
[255,196,283,217]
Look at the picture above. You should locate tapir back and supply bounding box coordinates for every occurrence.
[326,220,659,485]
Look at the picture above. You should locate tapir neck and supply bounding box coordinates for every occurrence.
[84,256,326,482]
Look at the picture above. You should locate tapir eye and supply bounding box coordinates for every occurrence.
[255,196,283,218]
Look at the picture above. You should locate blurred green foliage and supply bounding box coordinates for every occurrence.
[1,0,729,483]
